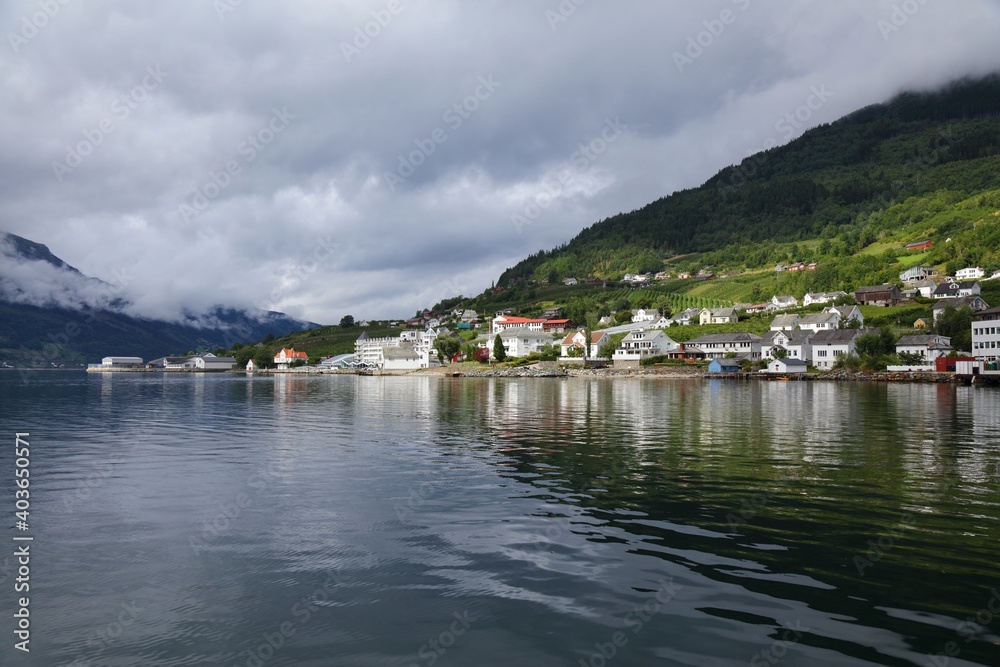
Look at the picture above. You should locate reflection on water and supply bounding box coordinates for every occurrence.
[0,372,998,666]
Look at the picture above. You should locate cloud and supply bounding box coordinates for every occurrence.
[1,0,999,323]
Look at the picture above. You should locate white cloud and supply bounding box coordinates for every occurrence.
[1,1,999,323]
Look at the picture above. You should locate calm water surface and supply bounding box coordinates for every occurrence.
[1,371,999,666]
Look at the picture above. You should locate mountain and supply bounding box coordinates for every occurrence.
[497,74,1000,289]
[0,232,318,367]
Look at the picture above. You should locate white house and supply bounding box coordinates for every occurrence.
[631,308,662,323]
[771,295,798,309]
[955,267,985,280]
[761,330,814,361]
[798,311,841,332]
[931,296,990,323]
[490,328,553,359]
[274,347,309,368]
[195,353,236,371]
[770,314,800,331]
[899,266,937,283]
[766,358,808,374]
[563,278,578,286]
[100,356,144,368]
[612,329,677,367]
[972,306,1000,362]
[823,305,864,327]
[671,308,702,326]
[380,345,424,370]
[699,307,738,325]
[985,270,1000,282]
[933,281,981,299]
[492,314,546,333]
[910,279,939,298]
[802,291,847,306]
[683,333,762,360]
[560,330,609,359]
[810,329,867,370]
[896,334,953,361]
[246,359,257,372]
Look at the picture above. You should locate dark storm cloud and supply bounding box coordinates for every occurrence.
[1,0,998,322]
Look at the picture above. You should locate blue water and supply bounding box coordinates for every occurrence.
[1,371,999,666]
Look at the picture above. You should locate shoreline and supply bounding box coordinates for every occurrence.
[34,365,1000,385]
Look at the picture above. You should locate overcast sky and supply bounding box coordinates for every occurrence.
[2,1,999,324]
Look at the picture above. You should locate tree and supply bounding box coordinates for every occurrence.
[772,347,788,359]
[935,305,973,352]
[493,334,507,362]
[473,347,491,363]
[339,315,355,328]
[898,351,925,364]
[262,333,275,344]
[435,337,462,363]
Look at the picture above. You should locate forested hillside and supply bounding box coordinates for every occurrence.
[498,75,1000,290]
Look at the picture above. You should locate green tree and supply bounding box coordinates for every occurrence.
[493,334,507,362]
[435,336,462,363]
[935,305,973,352]
[339,315,355,328]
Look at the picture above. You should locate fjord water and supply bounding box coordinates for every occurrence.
[1,372,999,666]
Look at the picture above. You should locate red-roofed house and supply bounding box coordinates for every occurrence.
[560,330,609,359]
[491,314,546,334]
[542,319,572,333]
[274,348,309,368]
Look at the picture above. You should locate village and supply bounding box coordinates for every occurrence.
[89,263,1000,380]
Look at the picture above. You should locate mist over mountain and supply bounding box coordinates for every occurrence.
[0,231,317,366]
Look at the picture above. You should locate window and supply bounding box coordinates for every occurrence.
[817,350,828,357]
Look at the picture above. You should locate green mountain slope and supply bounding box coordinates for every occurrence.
[498,75,1000,289]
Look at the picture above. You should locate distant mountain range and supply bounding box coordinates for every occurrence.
[0,232,318,367]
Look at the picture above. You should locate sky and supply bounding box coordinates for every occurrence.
[2,1,1000,325]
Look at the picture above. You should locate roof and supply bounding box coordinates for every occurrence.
[686,333,762,345]
[764,330,814,345]
[856,284,899,294]
[810,329,867,344]
[498,327,553,340]
[770,314,800,328]
[709,307,737,317]
[932,296,988,310]
[897,335,949,346]
[799,312,839,325]
[494,315,546,324]
[772,358,808,367]
[277,348,308,359]
[382,345,420,360]
[710,359,742,368]
[203,356,236,363]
